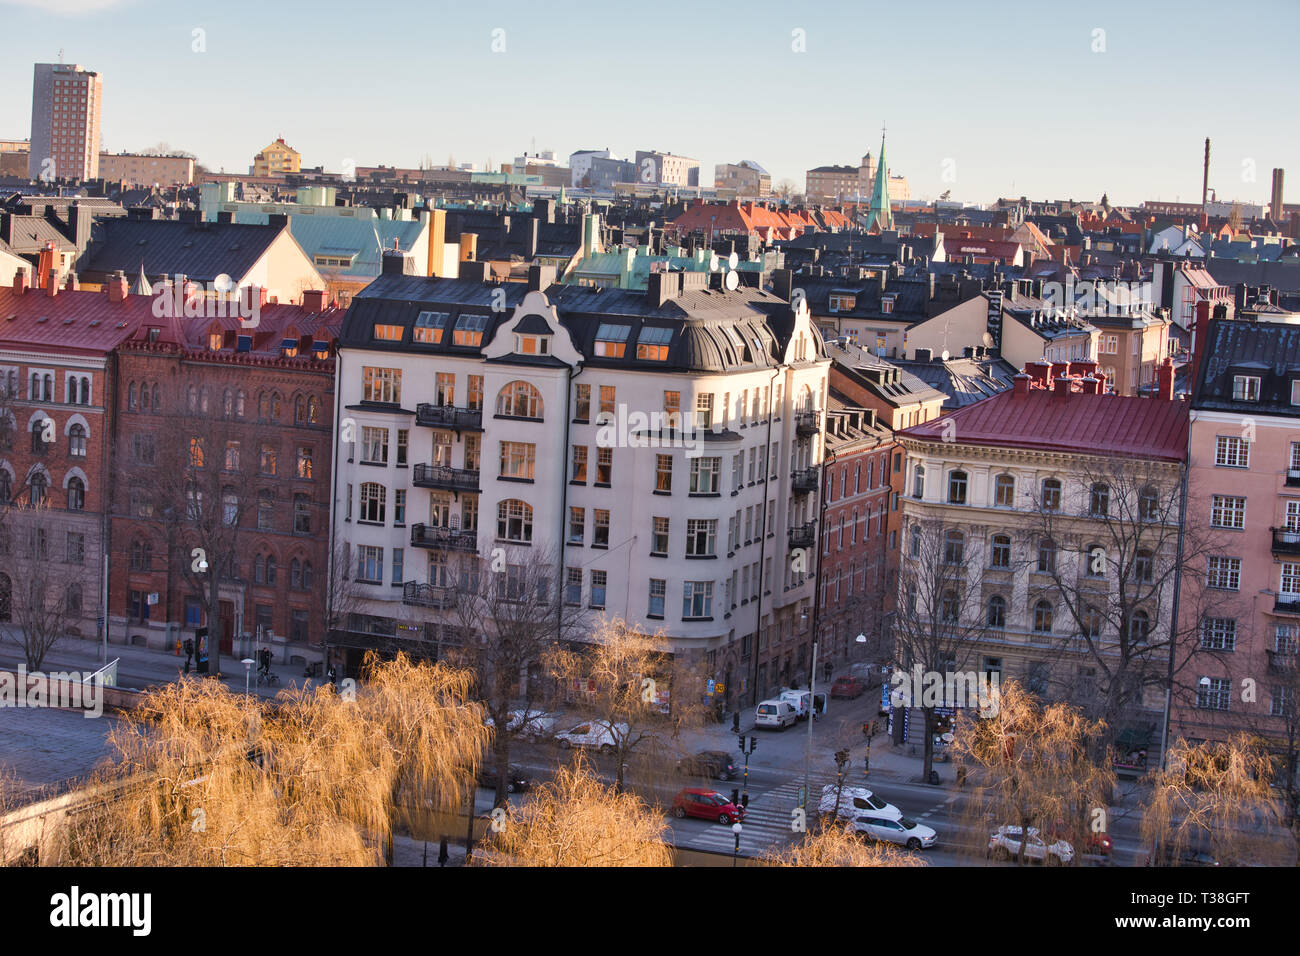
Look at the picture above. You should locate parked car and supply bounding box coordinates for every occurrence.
[987,825,1074,865]
[851,814,937,850]
[671,788,746,825]
[485,710,558,741]
[676,750,739,781]
[1045,821,1113,859]
[553,720,627,752]
[476,764,532,793]
[779,689,812,720]
[819,784,902,823]
[831,676,866,699]
[755,699,797,729]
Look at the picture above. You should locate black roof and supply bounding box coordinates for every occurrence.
[82,218,288,283]
[1193,318,1300,416]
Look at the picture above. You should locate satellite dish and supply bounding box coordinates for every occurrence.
[940,349,950,361]
[724,270,739,291]
[213,273,234,293]
[709,253,720,273]
[728,252,739,270]
[982,332,994,348]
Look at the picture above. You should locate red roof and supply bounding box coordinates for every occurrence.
[898,389,1188,462]
[671,200,850,241]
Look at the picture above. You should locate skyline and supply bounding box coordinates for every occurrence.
[3,0,1297,206]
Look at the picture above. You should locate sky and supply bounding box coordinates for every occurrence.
[2,0,1297,207]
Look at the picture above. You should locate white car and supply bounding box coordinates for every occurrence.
[819,785,902,823]
[779,689,812,720]
[851,814,937,850]
[484,710,558,741]
[553,720,627,753]
[755,699,797,729]
[987,825,1074,865]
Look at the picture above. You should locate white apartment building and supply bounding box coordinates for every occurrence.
[330,259,829,707]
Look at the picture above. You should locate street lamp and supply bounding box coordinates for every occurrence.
[241,658,255,697]
[731,821,742,867]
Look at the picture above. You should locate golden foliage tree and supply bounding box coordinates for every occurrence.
[764,820,927,868]
[53,652,489,866]
[475,755,671,867]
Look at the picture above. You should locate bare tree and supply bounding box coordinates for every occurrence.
[445,545,586,806]
[2,499,83,670]
[892,517,995,783]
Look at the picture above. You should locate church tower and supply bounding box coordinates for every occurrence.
[863,131,893,233]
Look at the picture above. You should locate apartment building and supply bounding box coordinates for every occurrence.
[329,257,829,709]
[29,62,102,181]
[634,150,700,188]
[253,137,301,177]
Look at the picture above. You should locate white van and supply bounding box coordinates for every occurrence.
[780,689,812,720]
[755,699,797,729]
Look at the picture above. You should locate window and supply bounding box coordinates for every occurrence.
[947,470,968,505]
[359,483,386,523]
[1089,483,1109,516]
[31,420,48,455]
[909,524,921,558]
[1040,478,1062,512]
[391,548,404,585]
[690,457,720,494]
[496,381,543,419]
[373,323,404,342]
[570,445,588,482]
[297,445,314,479]
[1283,562,1300,598]
[994,474,1014,507]
[258,490,274,530]
[912,464,925,499]
[590,570,607,609]
[941,590,959,623]
[497,499,533,543]
[590,509,611,548]
[594,323,631,358]
[1033,600,1054,633]
[1037,538,1056,574]
[565,567,582,606]
[29,473,47,506]
[66,531,84,564]
[596,447,612,484]
[574,384,590,421]
[1210,495,1246,530]
[68,423,86,457]
[500,441,536,480]
[648,579,666,617]
[687,519,717,557]
[1206,556,1240,591]
[663,391,681,429]
[637,325,672,361]
[259,442,278,475]
[568,507,585,544]
[1196,677,1230,711]
[413,311,448,344]
[514,333,550,355]
[362,367,401,403]
[943,530,964,565]
[66,476,85,511]
[1215,435,1249,468]
[599,385,616,418]
[1138,486,1159,521]
[452,312,488,347]
[652,517,669,555]
[468,376,484,410]
[987,595,1006,628]
[695,393,714,430]
[1232,375,1260,402]
[435,372,455,407]
[356,546,383,584]
[1136,549,1155,583]
[293,494,311,534]
[1201,618,1237,651]
[683,581,713,619]
[990,534,1011,569]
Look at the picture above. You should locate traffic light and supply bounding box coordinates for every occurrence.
[749,736,757,753]
[737,734,745,753]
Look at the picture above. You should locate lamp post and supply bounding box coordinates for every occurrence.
[241,658,255,698]
[731,821,742,867]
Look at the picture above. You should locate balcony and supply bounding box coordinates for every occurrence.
[1267,649,1297,674]
[415,404,483,431]
[1287,469,1300,488]
[791,468,818,495]
[1274,595,1300,615]
[795,411,819,437]
[788,522,816,549]
[1271,527,1300,556]
[412,463,480,494]
[403,581,458,609]
[411,523,478,553]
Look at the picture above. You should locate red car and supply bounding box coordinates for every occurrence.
[831,676,866,699]
[671,788,746,825]
[1046,821,1113,859]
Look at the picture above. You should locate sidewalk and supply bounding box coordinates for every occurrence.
[0,631,314,700]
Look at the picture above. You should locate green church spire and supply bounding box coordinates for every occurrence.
[864,129,893,233]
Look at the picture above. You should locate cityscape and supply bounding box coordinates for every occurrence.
[0,0,1294,926]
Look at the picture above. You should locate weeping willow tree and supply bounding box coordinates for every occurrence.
[52,652,489,866]
[475,755,671,867]
[764,820,927,868]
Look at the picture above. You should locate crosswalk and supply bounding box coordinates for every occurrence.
[670,777,839,856]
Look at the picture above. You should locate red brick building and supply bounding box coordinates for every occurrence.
[106,286,342,664]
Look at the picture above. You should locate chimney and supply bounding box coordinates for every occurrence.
[1049,361,1070,381]
[1157,356,1175,401]
[1093,370,1108,393]
[218,210,235,224]
[772,268,793,302]
[914,348,933,363]
[46,269,59,297]
[1080,376,1100,395]
[1053,376,1071,398]
[459,260,490,282]
[301,289,329,312]
[1024,361,1051,386]
[12,267,29,295]
[459,232,478,262]
[267,213,290,230]
[107,270,129,303]
[526,264,556,293]
[1013,373,1031,396]
[36,241,55,290]
[1191,299,1211,395]
[647,271,679,307]
[63,272,79,291]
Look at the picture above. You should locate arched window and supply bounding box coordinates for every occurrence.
[30,372,39,401]
[254,554,266,585]
[79,377,89,405]
[0,469,11,503]
[151,384,160,411]
[295,396,307,424]
[200,387,210,414]
[497,499,533,543]
[909,523,921,557]
[66,476,85,511]
[188,386,199,412]
[905,584,917,616]
[290,558,302,589]
[130,539,152,571]
[223,389,234,418]
[1128,610,1150,644]
[259,392,271,419]
[266,554,277,586]
[29,472,47,506]
[1037,537,1056,574]
[31,420,47,454]
[943,529,964,565]
[235,390,246,418]
[271,391,282,419]
[303,561,314,590]
[990,533,1011,569]
[68,423,86,457]
[65,377,76,404]
[912,464,925,499]
[42,374,52,402]
[1089,482,1110,516]
[1033,600,1054,633]
[496,381,543,419]
[308,396,320,424]
[128,382,138,410]
[987,595,1007,628]
[947,470,968,505]
[1040,478,1062,512]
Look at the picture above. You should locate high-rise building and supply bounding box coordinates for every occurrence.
[29,62,102,182]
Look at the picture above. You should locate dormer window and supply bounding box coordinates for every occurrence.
[1232,375,1260,402]
[453,313,487,347]
[373,323,404,342]
[594,323,631,358]
[413,311,448,344]
[1291,380,1300,406]
[207,331,222,351]
[829,294,856,313]
[636,325,673,361]
[515,334,550,355]
[881,295,896,315]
